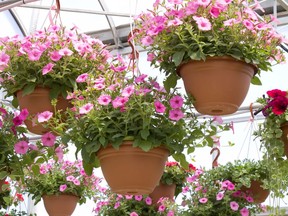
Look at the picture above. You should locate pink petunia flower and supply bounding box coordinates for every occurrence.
[59,184,67,192]
[38,111,53,123]
[55,146,64,160]
[121,85,135,97]
[169,95,184,109]
[246,196,254,203]
[240,207,249,216]
[114,202,120,209]
[14,141,29,154]
[199,197,208,203]
[130,212,138,216]
[50,51,62,61]
[19,108,29,121]
[230,201,239,211]
[158,204,166,212]
[79,103,94,114]
[141,36,154,46]
[134,195,142,201]
[66,175,75,182]
[216,192,224,200]
[167,210,174,216]
[28,49,42,61]
[42,63,54,75]
[193,16,212,31]
[73,179,80,185]
[41,132,56,147]
[169,109,184,121]
[145,197,152,205]
[154,101,166,113]
[125,195,133,200]
[76,73,89,83]
[112,97,128,108]
[98,95,112,106]
[58,47,73,56]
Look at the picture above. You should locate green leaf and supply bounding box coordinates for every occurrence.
[163,73,178,92]
[32,165,40,175]
[251,76,262,85]
[22,84,36,96]
[99,137,106,145]
[172,51,185,66]
[0,171,8,179]
[12,97,19,108]
[172,153,189,169]
[189,49,202,60]
[140,129,150,140]
[83,162,94,176]
[49,87,61,99]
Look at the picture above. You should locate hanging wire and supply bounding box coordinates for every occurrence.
[236,103,262,160]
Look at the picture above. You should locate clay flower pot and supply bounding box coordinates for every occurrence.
[280,122,288,157]
[97,141,169,195]
[42,194,79,216]
[240,180,270,203]
[17,87,71,135]
[149,183,176,205]
[178,56,256,116]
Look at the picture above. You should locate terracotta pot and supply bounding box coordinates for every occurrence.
[42,194,79,216]
[280,122,288,157]
[240,180,270,203]
[97,141,169,195]
[16,87,71,135]
[149,183,176,205]
[178,56,256,116]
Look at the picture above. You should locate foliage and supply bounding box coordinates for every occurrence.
[180,159,269,216]
[160,161,196,196]
[253,89,288,198]
[48,64,231,173]
[23,159,104,205]
[0,24,110,102]
[0,180,24,210]
[0,209,36,216]
[94,190,178,216]
[254,89,288,160]
[134,0,286,90]
[0,104,28,180]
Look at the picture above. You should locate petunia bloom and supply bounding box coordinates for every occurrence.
[14,141,29,154]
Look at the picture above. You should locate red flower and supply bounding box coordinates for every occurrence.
[267,89,287,98]
[165,161,179,167]
[270,96,288,115]
[16,193,24,202]
[188,163,196,171]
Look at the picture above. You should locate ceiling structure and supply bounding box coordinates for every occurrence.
[1,0,288,52]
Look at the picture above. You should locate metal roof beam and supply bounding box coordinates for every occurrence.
[18,4,131,17]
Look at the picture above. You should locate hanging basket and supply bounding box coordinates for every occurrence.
[178,56,257,116]
[240,180,270,203]
[149,183,176,205]
[280,122,288,157]
[97,141,169,195]
[16,87,71,135]
[42,194,79,216]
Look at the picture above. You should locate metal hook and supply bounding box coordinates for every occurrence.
[210,147,220,168]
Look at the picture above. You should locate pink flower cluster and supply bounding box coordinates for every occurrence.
[135,0,286,62]
[38,159,102,194]
[183,168,267,216]
[94,193,175,216]
[0,25,107,75]
[75,73,186,122]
